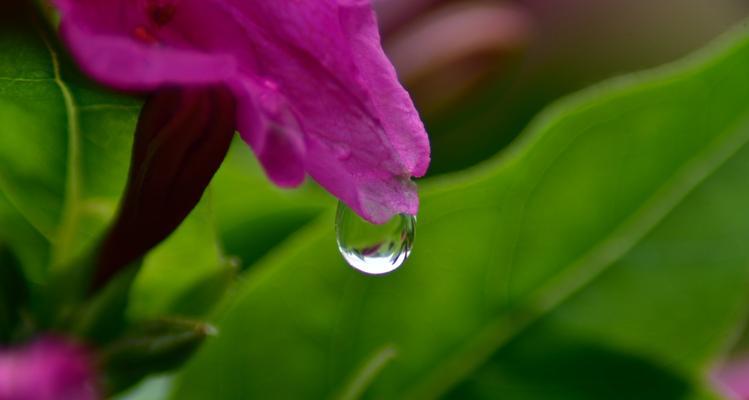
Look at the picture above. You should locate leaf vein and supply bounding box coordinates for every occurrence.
[406,112,749,399]
[0,76,53,83]
[39,30,84,268]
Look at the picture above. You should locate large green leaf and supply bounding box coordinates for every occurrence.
[173,26,749,399]
[0,20,139,280]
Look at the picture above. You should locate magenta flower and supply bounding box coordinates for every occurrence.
[0,337,100,400]
[53,0,430,224]
[714,357,749,400]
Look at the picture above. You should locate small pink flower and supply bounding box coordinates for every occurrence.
[53,0,430,223]
[713,356,749,400]
[0,337,100,400]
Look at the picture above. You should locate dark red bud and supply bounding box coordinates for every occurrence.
[93,86,236,291]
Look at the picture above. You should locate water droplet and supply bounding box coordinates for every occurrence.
[335,202,415,275]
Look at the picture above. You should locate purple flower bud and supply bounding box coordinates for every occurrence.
[0,337,100,400]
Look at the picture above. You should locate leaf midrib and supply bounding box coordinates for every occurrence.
[38,27,83,269]
[402,110,749,398]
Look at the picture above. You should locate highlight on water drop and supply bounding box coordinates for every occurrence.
[335,202,416,275]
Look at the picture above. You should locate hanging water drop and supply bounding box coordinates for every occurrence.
[335,202,415,275]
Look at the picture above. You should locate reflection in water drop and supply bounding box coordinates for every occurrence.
[335,202,415,275]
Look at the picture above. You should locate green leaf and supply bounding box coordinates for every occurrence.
[124,140,333,337]
[128,200,234,321]
[209,139,330,269]
[73,262,140,344]
[446,336,692,399]
[126,142,330,321]
[173,26,749,399]
[0,189,49,280]
[0,245,30,342]
[101,318,215,394]
[0,20,140,280]
[115,375,174,400]
[0,18,243,336]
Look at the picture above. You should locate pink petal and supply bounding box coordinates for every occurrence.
[54,0,431,223]
[233,79,306,188]
[55,0,238,91]
[0,337,100,400]
[714,357,749,400]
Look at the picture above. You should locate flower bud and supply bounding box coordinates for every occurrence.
[94,86,236,290]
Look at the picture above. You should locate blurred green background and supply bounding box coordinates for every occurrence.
[2,0,749,399]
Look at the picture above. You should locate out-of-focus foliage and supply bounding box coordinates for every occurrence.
[0,21,137,280]
[172,26,749,400]
[390,0,749,175]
